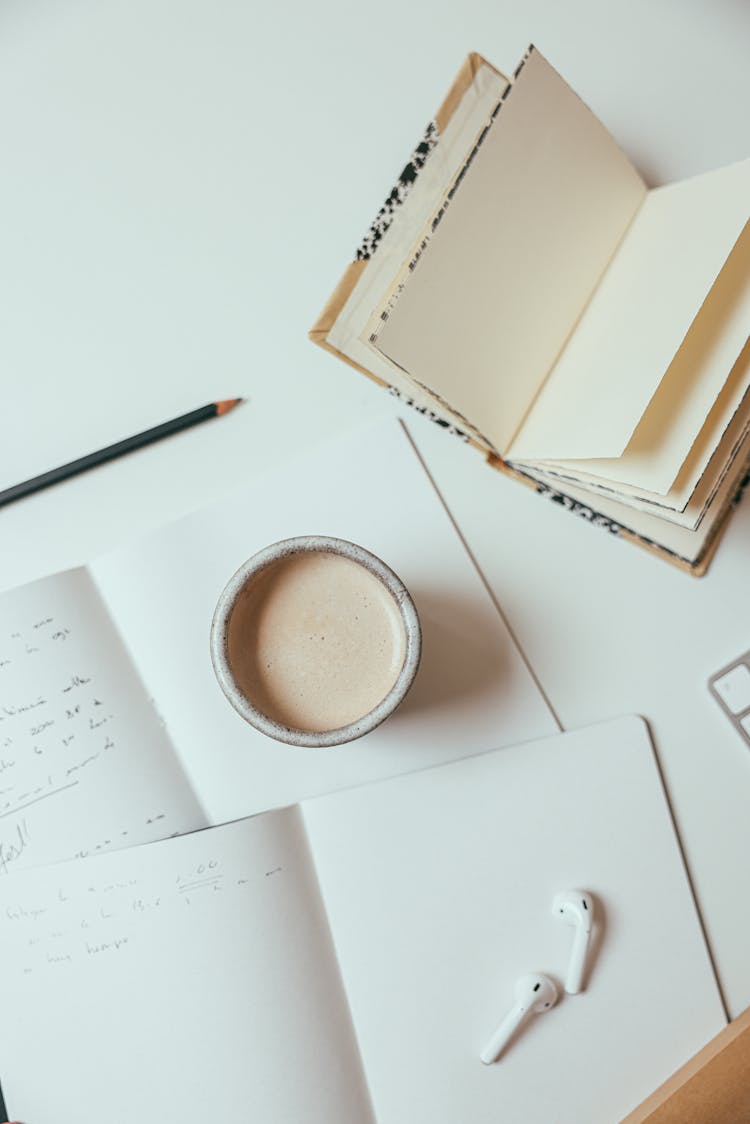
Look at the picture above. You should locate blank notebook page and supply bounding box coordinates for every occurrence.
[303,717,725,1124]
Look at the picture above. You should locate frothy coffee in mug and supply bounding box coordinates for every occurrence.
[226,550,408,733]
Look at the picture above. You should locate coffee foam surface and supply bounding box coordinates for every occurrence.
[226,551,407,733]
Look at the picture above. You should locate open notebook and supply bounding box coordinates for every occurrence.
[0,719,725,1123]
[311,46,750,574]
[0,420,555,876]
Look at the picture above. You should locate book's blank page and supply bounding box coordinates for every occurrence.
[0,809,373,1124]
[303,718,725,1124]
[510,161,750,464]
[534,314,750,508]
[520,420,750,564]
[370,46,645,455]
[90,421,557,825]
[533,373,750,531]
[0,569,205,873]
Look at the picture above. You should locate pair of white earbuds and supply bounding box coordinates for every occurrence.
[480,889,594,1065]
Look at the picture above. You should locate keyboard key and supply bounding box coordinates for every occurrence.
[713,664,750,714]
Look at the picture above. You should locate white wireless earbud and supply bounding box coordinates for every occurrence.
[553,889,594,994]
[480,972,558,1064]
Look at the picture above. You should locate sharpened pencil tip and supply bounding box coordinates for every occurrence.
[215,397,244,416]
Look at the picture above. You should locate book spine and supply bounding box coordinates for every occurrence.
[386,386,471,443]
[355,120,439,262]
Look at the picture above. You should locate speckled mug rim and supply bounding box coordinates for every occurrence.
[209,535,422,748]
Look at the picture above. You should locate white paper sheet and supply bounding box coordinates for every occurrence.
[303,718,725,1124]
[531,338,750,515]
[530,399,750,533]
[0,808,372,1124]
[513,422,750,564]
[0,568,205,874]
[90,421,557,823]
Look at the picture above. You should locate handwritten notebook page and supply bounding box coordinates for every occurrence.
[302,718,725,1124]
[0,568,206,874]
[89,421,557,824]
[0,807,373,1124]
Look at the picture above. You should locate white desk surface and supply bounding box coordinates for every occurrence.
[0,0,748,1027]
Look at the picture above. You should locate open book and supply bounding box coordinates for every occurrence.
[0,719,725,1123]
[311,46,750,574]
[0,421,555,877]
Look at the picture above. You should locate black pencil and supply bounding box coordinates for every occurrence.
[0,398,243,509]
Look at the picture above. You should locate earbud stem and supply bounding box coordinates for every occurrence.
[480,1002,527,1064]
[565,925,590,994]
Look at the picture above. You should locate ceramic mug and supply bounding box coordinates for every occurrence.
[210,535,421,747]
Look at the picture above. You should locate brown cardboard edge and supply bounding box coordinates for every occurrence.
[620,1007,750,1122]
[435,51,505,133]
[485,455,738,577]
[308,259,390,391]
[309,259,368,345]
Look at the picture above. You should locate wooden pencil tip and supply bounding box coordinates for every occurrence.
[215,397,244,416]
